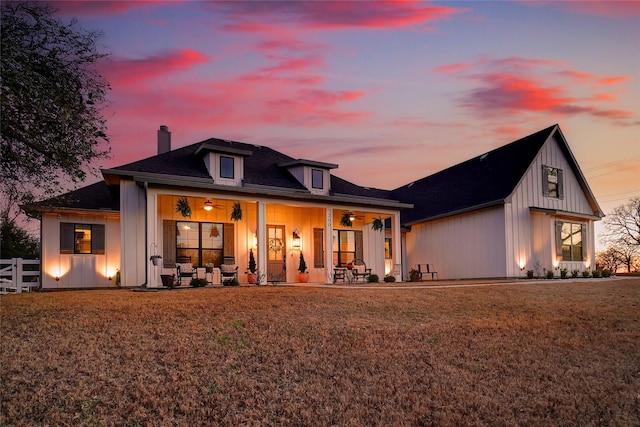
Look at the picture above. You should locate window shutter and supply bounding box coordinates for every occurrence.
[555,222,563,261]
[163,220,176,267]
[223,223,235,258]
[60,223,74,254]
[92,224,105,254]
[557,169,564,199]
[313,228,324,268]
[355,230,363,260]
[581,224,586,260]
[542,166,549,196]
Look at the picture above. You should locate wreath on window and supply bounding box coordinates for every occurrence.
[269,238,283,253]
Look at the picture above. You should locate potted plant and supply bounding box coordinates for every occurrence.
[297,252,309,283]
[247,249,257,284]
[176,197,191,218]
[150,254,162,266]
[409,268,420,282]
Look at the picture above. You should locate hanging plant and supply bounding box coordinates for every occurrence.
[176,197,191,218]
[340,211,353,227]
[371,217,384,232]
[210,224,219,238]
[230,201,243,222]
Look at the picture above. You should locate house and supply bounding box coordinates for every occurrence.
[392,124,603,279]
[28,126,410,288]
[26,124,602,288]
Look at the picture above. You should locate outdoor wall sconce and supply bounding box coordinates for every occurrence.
[349,212,356,222]
[292,229,301,250]
[55,276,60,281]
[203,199,213,211]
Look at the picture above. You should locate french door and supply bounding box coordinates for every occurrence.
[267,225,286,282]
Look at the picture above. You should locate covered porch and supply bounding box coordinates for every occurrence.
[138,189,404,287]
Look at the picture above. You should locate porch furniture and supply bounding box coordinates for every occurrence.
[333,267,347,283]
[220,264,238,285]
[417,264,438,281]
[176,256,196,286]
[351,258,371,283]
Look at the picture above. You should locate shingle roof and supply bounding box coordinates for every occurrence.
[31,137,401,212]
[391,125,557,224]
[24,181,120,213]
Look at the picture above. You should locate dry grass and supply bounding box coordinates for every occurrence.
[2,279,639,426]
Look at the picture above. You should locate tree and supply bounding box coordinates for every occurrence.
[601,198,640,273]
[0,217,40,259]
[0,1,111,220]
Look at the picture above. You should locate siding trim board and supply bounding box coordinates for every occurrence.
[529,207,601,221]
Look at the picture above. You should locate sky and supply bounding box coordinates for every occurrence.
[52,0,639,244]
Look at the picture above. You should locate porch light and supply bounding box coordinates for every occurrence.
[204,199,213,211]
[349,212,356,222]
[292,229,301,250]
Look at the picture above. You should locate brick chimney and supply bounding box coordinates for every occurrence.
[157,125,171,154]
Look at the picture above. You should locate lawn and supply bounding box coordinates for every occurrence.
[1,279,639,426]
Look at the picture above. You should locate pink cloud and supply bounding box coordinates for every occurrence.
[435,63,472,74]
[444,57,635,124]
[100,49,210,87]
[216,1,465,31]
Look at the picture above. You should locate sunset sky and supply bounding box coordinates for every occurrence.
[53,1,639,242]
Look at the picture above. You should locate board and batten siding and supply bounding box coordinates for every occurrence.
[40,212,120,289]
[406,206,506,280]
[505,133,597,276]
[120,180,147,287]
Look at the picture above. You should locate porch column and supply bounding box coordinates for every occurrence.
[146,191,160,288]
[325,208,334,283]
[256,200,267,285]
[393,212,403,281]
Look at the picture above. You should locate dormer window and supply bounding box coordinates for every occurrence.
[220,156,234,179]
[195,141,252,187]
[312,169,323,189]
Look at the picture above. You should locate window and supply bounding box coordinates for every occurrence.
[543,166,563,198]
[220,156,234,179]
[311,169,323,189]
[333,230,354,266]
[60,223,105,254]
[556,221,584,261]
[176,222,224,266]
[385,238,392,259]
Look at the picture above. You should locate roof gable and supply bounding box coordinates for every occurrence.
[392,125,558,224]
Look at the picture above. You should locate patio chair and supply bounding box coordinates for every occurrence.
[417,264,438,281]
[351,258,371,283]
[176,255,196,286]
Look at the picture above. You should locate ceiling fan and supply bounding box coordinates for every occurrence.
[203,199,226,211]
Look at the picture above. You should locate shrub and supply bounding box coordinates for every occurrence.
[224,278,240,287]
[602,269,612,278]
[409,268,420,282]
[367,274,379,283]
[560,268,568,279]
[190,278,208,288]
[546,270,555,279]
[592,270,602,278]
[383,275,396,282]
[526,270,534,279]
[582,270,591,278]
[571,270,579,278]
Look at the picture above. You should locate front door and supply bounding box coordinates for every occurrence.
[267,225,286,282]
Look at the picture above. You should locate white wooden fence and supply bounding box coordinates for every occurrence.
[0,258,40,293]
